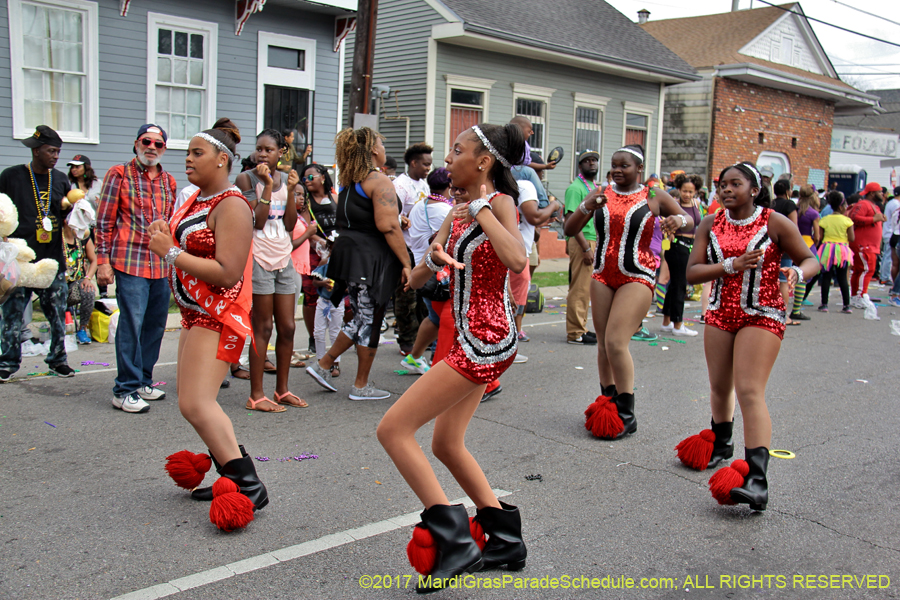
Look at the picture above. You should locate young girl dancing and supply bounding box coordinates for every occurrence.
[817,192,855,313]
[150,118,268,530]
[676,162,818,511]
[376,124,527,592]
[564,146,694,440]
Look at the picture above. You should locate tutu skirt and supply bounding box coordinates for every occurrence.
[817,241,852,270]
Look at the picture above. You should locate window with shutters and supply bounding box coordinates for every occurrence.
[147,13,218,149]
[8,0,99,143]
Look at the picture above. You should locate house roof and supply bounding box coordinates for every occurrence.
[835,89,900,133]
[639,3,854,92]
[432,0,698,81]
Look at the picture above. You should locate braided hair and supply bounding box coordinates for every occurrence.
[717,162,772,208]
[302,163,335,202]
[469,123,524,204]
[335,127,383,186]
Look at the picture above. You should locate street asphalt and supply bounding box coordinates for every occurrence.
[1,283,898,600]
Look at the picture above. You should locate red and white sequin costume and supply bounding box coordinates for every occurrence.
[444,193,517,384]
[591,184,657,291]
[705,206,786,340]
[170,187,250,332]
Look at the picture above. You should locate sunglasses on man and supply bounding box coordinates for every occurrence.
[140,138,166,149]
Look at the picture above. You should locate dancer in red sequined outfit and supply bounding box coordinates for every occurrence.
[148,119,269,525]
[377,124,528,591]
[678,162,818,511]
[564,145,694,440]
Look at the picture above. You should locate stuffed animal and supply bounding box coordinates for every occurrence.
[0,192,59,293]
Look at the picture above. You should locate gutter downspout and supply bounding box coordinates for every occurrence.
[380,91,410,154]
[655,81,665,176]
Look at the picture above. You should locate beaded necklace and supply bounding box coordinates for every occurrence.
[27,164,53,235]
[578,173,596,193]
[427,192,452,206]
[130,160,170,227]
[611,183,645,196]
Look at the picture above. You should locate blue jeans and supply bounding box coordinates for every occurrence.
[0,271,68,371]
[113,270,170,396]
[511,165,549,205]
[880,238,893,282]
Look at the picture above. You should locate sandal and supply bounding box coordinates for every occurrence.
[330,364,341,378]
[291,354,306,368]
[293,350,314,360]
[230,365,250,380]
[245,396,286,413]
[264,360,277,373]
[274,390,309,408]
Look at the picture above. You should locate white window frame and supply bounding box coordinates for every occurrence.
[444,75,494,152]
[512,83,555,158]
[147,13,218,150]
[256,31,317,135]
[572,92,609,178]
[8,0,100,144]
[622,101,655,151]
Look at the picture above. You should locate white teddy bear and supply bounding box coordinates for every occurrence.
[0,192,59,295]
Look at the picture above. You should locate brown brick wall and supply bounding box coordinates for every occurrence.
[708,78,834,185]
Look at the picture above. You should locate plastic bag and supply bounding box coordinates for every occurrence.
[890,320,900,336]
[65,334,78,353]
[21,339,50,356]
[863,297,880,321]
[0,241,21,305]
[108,311,120,344]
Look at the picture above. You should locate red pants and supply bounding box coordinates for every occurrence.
[431,300,500,393]
[851,249,877,296]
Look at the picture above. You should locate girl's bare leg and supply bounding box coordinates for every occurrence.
[703,325,736,424]
[732,327,780,448]
[602,283,653,395]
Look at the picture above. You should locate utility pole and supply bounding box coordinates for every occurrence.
[348,0,378,126]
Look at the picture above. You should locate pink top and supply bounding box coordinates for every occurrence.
[252,177,293,271]
[291,217,311,275]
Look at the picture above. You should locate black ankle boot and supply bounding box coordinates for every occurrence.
[730,446,769,511]
[601,384,617,397]
[218,454,268,510]
[416,504,483,594]
[191,445,247,501]
[476,501,526,571]
[707,420,734,469]
[602,393,636,439]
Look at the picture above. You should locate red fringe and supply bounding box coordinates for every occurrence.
[675,429,715,470]
[469,516,486,551]
[165,450,212,489]
[708,460,750,505]
[209,478,254,532]
[406,524,437,575]
[585,396,624,439]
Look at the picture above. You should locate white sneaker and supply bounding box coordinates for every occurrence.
[672,325,698,337]
[137,385,166,401]
[660,323,674,332]
[400,354,430,375]
[513,354,528,364]
[850,295,866,309]
[112,393,150,413]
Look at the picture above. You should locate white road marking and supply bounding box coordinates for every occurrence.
[19,362,179,381]
[109,489,512,600]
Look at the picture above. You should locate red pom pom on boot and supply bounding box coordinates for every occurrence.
[675,429,715,470]
[407,523,437,575]
[586,398,624,438]
[165,450,212,489]
[469,516,486,551]
[708,460,749,505]
[209,478,255,532]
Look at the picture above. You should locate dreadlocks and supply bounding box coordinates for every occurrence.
[335,127,383,186]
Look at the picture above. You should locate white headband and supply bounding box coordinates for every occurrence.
[734,163,762,188]
[193,132,235,163]
[471,125,512,169]
[616,147,644,163]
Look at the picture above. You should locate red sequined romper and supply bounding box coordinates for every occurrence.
[591,185,657,291]
[705,206,786,340]
[443,193,517,384]
[170,187,250,332]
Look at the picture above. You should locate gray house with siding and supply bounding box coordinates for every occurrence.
[1,0,355,181]
[354,0,698,196]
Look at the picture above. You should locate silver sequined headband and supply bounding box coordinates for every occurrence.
[737,163,762,188]
[616,147,644,163]
[193,132,235,163]
[471,125,512,169]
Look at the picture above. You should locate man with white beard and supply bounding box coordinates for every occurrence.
[96,125,177,413]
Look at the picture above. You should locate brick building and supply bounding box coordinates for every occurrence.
[641,3,879,189]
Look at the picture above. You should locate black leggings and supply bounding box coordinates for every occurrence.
[820,264,850,307]
[662,240,691,323]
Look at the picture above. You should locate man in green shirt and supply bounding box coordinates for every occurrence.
[563,150,600,345]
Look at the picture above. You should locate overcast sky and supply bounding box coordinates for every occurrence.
[605,0,900,91]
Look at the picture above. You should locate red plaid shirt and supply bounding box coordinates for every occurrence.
[96,158,176,279]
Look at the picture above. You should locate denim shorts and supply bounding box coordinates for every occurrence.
[778,254,792,283]
[252,257,297,295]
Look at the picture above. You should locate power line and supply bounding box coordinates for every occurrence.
[828,0,900,29]
[755,0,900,50]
